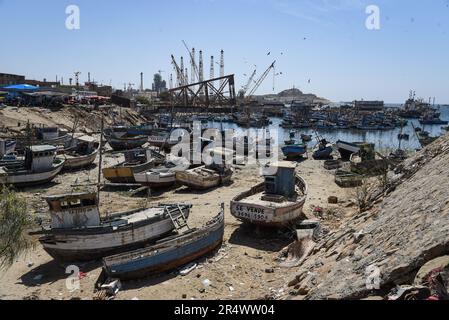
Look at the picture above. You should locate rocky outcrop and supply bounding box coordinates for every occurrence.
[257,88,330,105]
[288,133,449,299]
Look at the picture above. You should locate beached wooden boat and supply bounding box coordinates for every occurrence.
[105,134,148,151]
[334,170,363,188]
[176,165,233,190]
[0,145,65,186]
[134,156,190,188]
[101,205,224,280]
[231,162,308,227]
[335,140,364,161]
[35,127,70,145]
[102,149,157,183]
[29,192,192,262]
[312,139,333,160]
[281,143,307,159]
[62,135,99,170]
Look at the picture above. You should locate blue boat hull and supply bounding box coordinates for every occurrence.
[282,145,307,158]
[103,210,224,280]
[313,146,333,159]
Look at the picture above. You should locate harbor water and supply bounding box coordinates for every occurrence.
[205,106,449,152]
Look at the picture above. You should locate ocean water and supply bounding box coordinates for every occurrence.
[205,106,449,152]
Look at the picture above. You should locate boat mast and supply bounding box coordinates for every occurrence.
[97,115,104,210]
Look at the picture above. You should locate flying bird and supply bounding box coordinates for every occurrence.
[267,52,271,56]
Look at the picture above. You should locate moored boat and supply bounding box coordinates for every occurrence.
[101,205,225,280]
[176,164,233,190]
[29,192,192,262]
[230,162,308,227]
[0,145,65,186]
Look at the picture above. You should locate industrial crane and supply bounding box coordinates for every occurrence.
[171,55,188,87]
[246,61,276,98]
[241,69,257,96]
[182,40,199,80]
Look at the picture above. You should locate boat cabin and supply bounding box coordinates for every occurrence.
[25,145,57,172]
[67,135,98,154]
[262,161,296,198]
[45,192,100,229]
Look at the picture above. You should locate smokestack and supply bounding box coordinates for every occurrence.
[140,72,144,92]
[88,72,91,83]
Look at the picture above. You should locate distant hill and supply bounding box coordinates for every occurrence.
[256,88,330,105]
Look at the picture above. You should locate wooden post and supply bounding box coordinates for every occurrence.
[97,116,104,210]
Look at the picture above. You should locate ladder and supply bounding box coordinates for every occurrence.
[165,205,190,232]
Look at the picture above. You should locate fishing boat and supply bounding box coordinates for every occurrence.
[133,156,190,188]
[62,135,99,170]
[312,139,333,160]
[101,205,224,280]
[419,111,448,125]
[231,162,308,227]
[176,164,233,190]
[29,192,192,262]
[102,149,159,183]
[105,134,148,151]
[335,140,364,161]
[0,145,65,186]
[35,127,70,145]
[281,143,307,159]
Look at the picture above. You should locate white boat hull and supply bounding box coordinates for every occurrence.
[0,161,65,186]
[134,171,176,187]
[230,175,307,227]
[63,149,98,170]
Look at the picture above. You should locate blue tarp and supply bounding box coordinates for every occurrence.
[2,84,39,90]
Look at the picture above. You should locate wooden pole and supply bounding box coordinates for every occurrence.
[97,115,104,209]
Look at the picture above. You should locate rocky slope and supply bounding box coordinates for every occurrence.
[288,133,449,299]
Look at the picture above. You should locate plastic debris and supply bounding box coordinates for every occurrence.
[179,263,197,276]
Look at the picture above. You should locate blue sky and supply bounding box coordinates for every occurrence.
[0,0,448,103]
